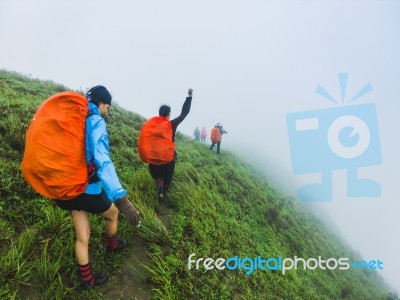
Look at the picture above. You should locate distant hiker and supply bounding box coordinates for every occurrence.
[209,122,228,155]
[138,88,193,198]
[200,126,207,143]
[193,126,200,141]
[39,86,141,288]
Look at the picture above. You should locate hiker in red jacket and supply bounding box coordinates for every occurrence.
[209,123,228,155]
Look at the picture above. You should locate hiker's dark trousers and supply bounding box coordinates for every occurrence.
[209,141,221,154]
[149,160,176,187]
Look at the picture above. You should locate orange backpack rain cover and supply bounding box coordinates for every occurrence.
[20,92,89,200]
[137,116,175,165]
[211,127,221,143]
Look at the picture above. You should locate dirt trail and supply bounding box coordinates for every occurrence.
[98,201,172,299]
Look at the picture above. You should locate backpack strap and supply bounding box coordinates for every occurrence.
[86,111,100,184]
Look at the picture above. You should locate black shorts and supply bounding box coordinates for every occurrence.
[149,160,176,186]
[54,191,112,214]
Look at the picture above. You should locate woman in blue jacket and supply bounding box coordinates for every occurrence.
[54,85,141,288]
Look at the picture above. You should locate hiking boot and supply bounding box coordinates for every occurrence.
[106,239,128,252]
[81,272,109,288]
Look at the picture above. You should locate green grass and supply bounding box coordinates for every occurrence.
[0,69,393,299]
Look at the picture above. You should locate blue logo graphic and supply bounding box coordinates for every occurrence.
[188,253,384,275]
[286,73,382,202]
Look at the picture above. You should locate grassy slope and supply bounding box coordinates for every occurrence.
[0,70,390,299]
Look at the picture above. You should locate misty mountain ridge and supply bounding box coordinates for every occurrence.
[0,69,393,299]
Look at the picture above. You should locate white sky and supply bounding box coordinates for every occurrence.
[1,0,399,293]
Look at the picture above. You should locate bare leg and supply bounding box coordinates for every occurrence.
[100,203,119,237]
[72,208,112,287]
[71,210,91,265]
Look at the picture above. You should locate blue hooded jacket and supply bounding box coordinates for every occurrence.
[84,101,127,201]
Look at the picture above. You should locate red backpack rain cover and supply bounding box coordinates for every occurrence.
[211,127,221,143]
[137,116,175,165]
[21,92,89,200]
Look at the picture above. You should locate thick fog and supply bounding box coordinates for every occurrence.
[1,0,399,292]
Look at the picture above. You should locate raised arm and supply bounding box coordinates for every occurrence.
[170,88,193,135]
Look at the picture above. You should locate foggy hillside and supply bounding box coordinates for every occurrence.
[0,70,392,299]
